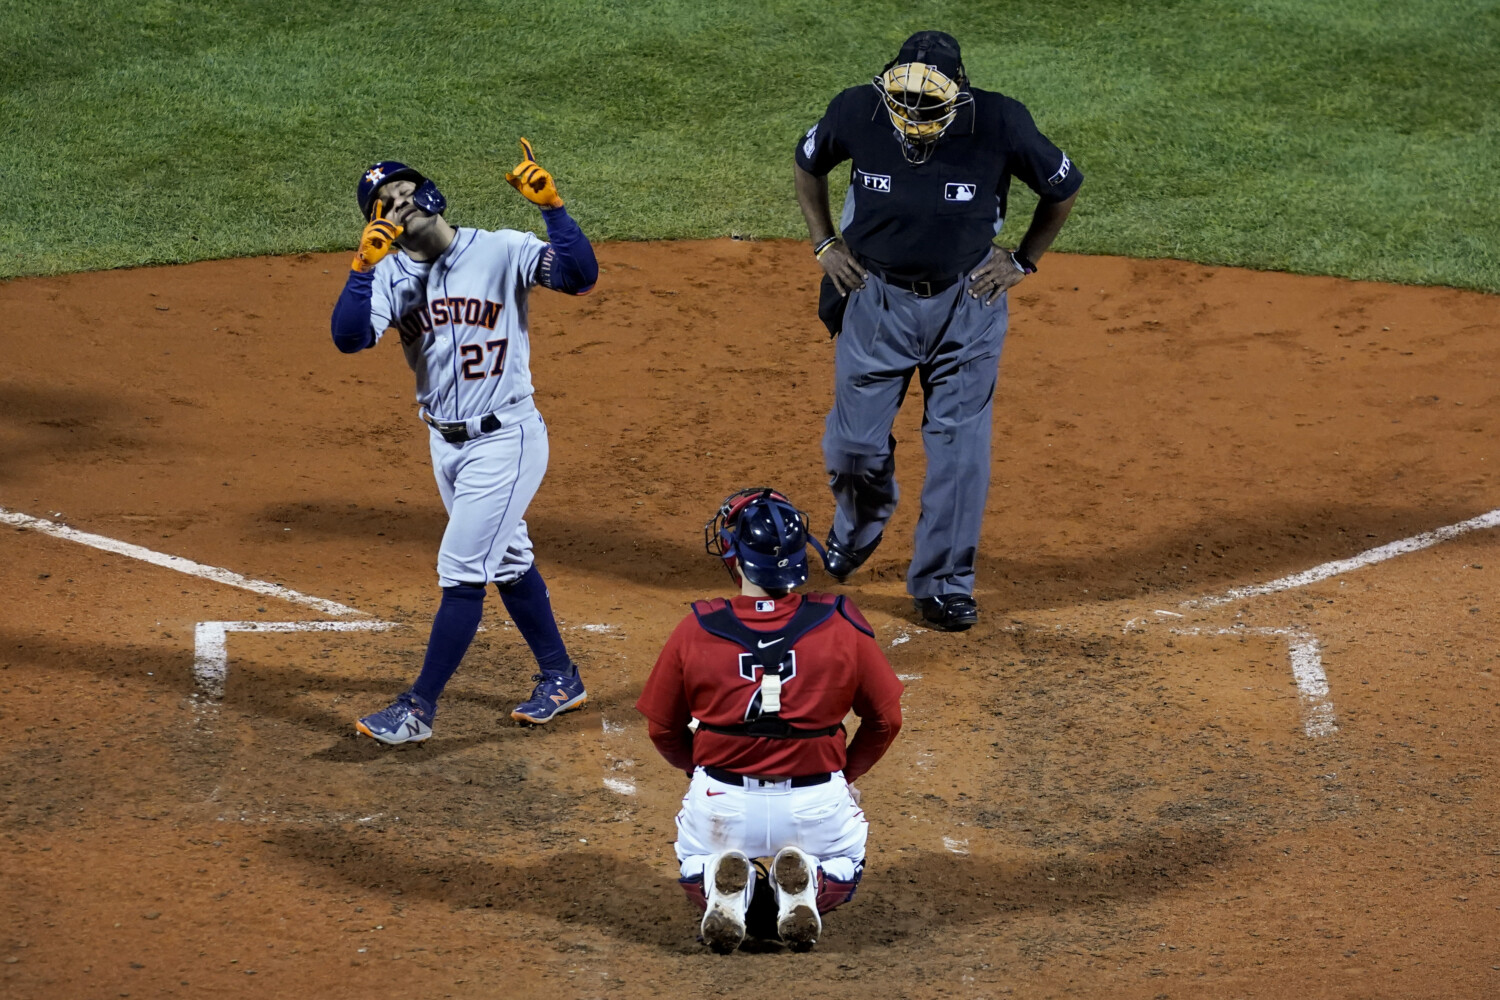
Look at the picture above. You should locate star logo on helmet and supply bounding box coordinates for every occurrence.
[364,166,386,185]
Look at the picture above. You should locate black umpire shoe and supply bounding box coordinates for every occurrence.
[915,594,979,632]
[822,530,883,583]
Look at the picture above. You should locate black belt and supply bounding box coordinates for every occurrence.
[862,261,962,298]
[423,412,502,444]
[704,766,832,788]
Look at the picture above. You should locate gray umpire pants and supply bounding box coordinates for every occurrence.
[821,268,1009,599]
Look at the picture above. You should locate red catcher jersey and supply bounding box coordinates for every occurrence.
[636,593,904,777]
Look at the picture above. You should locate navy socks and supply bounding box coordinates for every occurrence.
[410,584,486,705]
[408,567,573,707]
[497,565,574,674]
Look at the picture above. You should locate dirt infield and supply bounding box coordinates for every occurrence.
[3,240,1498,999]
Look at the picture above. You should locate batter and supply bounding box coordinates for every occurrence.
[793,30,1084,631]
[636,488,904,953]
[329,140,597,743]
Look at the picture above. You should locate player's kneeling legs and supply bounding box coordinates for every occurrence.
[815,856,864,913]
[770,847,822,950]
[700,851,754,955]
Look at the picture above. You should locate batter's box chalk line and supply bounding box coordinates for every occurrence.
[1125,623,1334,739]
[0,505,403,701]
[1115,504,1500,739]
[1,506,366,617]
[193,620,402,700]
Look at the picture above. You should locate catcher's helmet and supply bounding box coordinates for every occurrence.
[357,160,447,220]
[874,30,973,163]
[704,488,826,591]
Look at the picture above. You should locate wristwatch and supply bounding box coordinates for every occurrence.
[1010,250,1037,274]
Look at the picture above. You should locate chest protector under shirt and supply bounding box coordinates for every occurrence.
[690,597,845,740]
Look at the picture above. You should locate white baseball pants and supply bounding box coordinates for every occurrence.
[675,765,867,906]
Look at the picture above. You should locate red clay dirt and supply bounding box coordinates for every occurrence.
[2,239,1499,999]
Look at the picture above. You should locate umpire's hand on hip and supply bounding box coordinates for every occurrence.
[968,251,1028,305]
[818,238,867,296]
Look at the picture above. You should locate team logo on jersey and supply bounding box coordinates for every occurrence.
[859,171,892,193]
[803,124,818,159]
[738,649,796,683]
[1048,153,1072,186]
[944,183,977,202]
[739,650,797,721]
[396,296,503,340]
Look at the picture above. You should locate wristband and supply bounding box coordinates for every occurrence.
[814,236,838,259]
[1010,250,1037,274]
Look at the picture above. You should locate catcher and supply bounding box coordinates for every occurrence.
[635,488,904,953]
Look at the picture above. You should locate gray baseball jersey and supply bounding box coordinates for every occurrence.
[368,227,546,424]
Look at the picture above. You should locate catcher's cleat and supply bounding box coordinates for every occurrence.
[356,690,436,745]
[822,530,883,583]
[771,847,822,951]
[701,851,753,954]
[914,594,979,632]
[510,668,587,724]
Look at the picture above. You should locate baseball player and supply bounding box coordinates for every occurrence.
[794,30,1083,631]
[636,488,904,953]
[328,140,598,743]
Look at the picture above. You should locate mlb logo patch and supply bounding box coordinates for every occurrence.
[944,183,977,202]
[860,171,892,193]
[755,600,775,612]
[802,124,818,159]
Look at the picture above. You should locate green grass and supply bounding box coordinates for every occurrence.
[3,0,1498,290]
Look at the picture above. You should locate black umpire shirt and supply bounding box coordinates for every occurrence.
[796,84,1083,282]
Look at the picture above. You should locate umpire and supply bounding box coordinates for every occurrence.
[794,30,1082,631]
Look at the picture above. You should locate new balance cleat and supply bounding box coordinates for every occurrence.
[770,846,822,951]
[355,690,436,745]
[510,669,587,724]
[701,851,753,954]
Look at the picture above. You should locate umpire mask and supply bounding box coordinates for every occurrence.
[875,31,973,163]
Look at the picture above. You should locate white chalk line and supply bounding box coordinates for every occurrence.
[1144,625,1336,739]
[1144,505,1500,737]
[1,506,364,617]
[193,620,402,699]
[599,714,638,798]
[1184,506,1500,610]
[602,777,637,796]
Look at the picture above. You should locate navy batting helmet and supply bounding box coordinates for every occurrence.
[704,488,826,591]
[357,160,447,220]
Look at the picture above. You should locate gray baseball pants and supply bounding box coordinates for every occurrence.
[821,269,1009,599]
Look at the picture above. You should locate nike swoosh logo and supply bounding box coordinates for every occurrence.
[757,638,783,648]
[706,790,728,797]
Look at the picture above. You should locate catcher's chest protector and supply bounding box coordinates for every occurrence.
[690,598,843,738]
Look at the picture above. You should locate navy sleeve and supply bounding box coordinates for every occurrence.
[534,205,598,295]
[1001,98,1083,202]
[330,269,377,353]
[794,90,851,177]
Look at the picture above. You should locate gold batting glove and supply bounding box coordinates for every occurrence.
[504,137,564,208]
[352,202,404,273]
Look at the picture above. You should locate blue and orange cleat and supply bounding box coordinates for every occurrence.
[511,668,587,724]
[355,690,436,745]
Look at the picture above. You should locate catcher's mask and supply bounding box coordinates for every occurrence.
[704,488,826,591]
[358,160,447,220]
[873,30,973,164]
